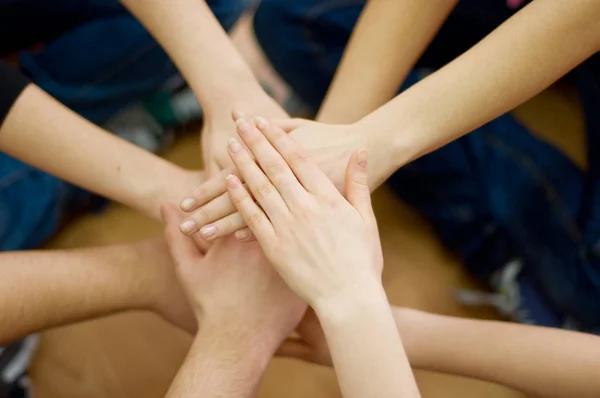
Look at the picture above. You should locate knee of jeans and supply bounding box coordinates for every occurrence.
[207,0,251,31]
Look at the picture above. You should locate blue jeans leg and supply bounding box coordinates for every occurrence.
[16,0,250,125]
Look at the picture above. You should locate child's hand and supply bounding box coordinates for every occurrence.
[224,117,383,308]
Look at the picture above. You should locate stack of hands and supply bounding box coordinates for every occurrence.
[159,113,418,397]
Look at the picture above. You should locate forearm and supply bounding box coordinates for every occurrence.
[0,85,192,219]
[120,0,263,115]
[358,0,600,169]
[316,286,419,398]
[167,323,272,398]
[0,240,165,345]
[395,308,600,397]
[318,0,457,123]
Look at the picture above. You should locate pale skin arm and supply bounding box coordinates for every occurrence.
[119,0,269,116]
[0,85,200,220]
[0,239,194,346]
[395,308,600,398]
[359,0,600,169]
[280,307,600,398]
[316,289,420,398]
[318,0,458,123]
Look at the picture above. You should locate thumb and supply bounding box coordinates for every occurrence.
[162,204,202,263]
[275,338,316,363]
[344,149,375,222]
[271,117,310,133]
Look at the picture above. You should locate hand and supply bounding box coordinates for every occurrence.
[162,204,306,346]
[223,117,383,306]
[178,116,382,241]
[138,238,197,334]
[200,96,288,178]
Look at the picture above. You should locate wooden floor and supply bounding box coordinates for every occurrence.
[28,17,585,398]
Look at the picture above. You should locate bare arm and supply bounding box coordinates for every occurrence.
[0,239,193,345]
[119,0,263,115]
[358,0,600,169]
[0,85,199,220]
[167,323,271,398]
[318,0,458,123]
[396,308,600,398]
[120,0,287,176]
[317,287,419,398]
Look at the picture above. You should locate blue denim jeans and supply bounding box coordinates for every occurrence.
[254,0,600,332]
[0,0,249,251]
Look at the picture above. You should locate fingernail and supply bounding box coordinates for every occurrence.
[357,149,368,169]
[235,229,250,240]
[235,117,252,135]
[254,116,268,130]
[181,198,196,212]
[228,137,242,153]
[232,110,245,120]
[200,225,217,239]
[180,219,197,234]
[225,174,239,188]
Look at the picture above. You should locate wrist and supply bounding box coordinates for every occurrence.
[200,75,266,117]
[148,168,203,220]
[127,239,173,312]
[198,315,278,363]
[313,279,389,327]
[353,107,422,181]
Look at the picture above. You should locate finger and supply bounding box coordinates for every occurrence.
[191,234,211,255]
[236,117,306,203]
[207,159,220,179]
[270,117,310,133]
[344,149,375,222]
[197,211,248,241]
[161,204,202,262]
[180,191,237,237]
[275,338,316,363]
[227,136,289,220]
[180,168,235,213]
[231,109,245,122]
[225,174,275,242]
[255,117,339,198]
[234,228,255,242]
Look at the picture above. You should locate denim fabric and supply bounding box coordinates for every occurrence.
[254,0,600,331]
[0,0,249,251]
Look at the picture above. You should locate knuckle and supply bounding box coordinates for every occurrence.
[195,207,212,223]
[247,210,264,228]
[256,182,273,198]
[265,160,287,176]
[288,149,308,166]
[216,215,234,232]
